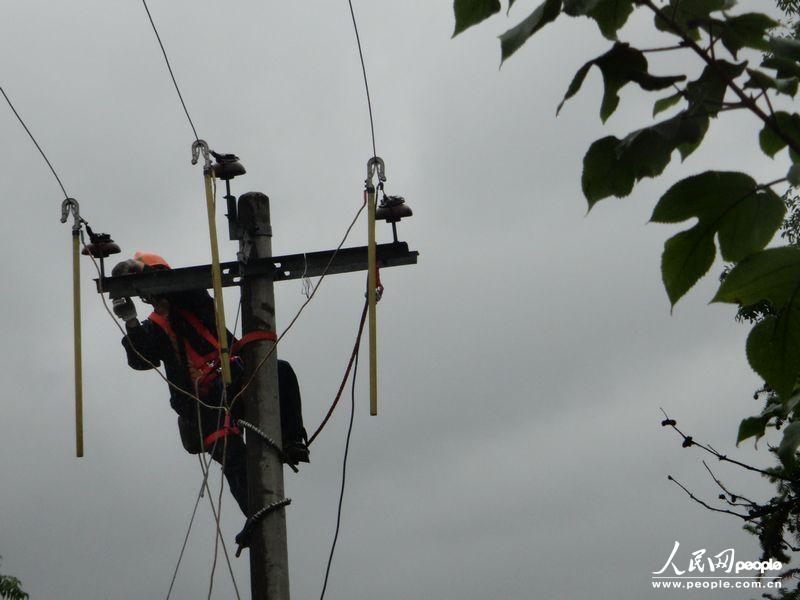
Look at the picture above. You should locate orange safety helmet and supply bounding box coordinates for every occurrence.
[134,251,171,269]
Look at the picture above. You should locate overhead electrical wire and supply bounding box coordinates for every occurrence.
[317,3,382,597]
[346,0,378,158]
[308,301,368,446]
[1,85,69,198]
[319,304,364,600]
[140,0,200,142]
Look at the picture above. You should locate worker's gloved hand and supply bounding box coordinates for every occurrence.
[112,297,137,322]
[111,259,144,277]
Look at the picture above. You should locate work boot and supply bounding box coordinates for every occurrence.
[284,441,310,466]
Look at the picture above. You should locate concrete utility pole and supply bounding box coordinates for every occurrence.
[238,191,290,600]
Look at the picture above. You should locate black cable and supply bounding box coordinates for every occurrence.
[0,86,69,198]
[319,306,363,600]
[140,0,200,142]
[346,0,377,159]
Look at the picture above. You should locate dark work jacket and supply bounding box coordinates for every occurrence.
[121,306,307,444]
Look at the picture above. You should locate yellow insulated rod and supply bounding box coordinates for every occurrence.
[72,229,84,457]
[204,171,232,386]
[367,187,378,416]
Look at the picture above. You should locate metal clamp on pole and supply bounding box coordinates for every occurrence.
[60,198,84,457]
[191,140,232,386]
[365,157,385,416]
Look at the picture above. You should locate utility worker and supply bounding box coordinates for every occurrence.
[111,252,309,515]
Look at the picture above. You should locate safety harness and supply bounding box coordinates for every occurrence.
[147,309,276,449]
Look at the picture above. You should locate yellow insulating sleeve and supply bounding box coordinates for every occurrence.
[367,188,378,416]
[204,172,232,385]
[72,231,84,457]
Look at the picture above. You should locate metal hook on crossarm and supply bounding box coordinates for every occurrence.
[191,139,212,171]
[365,156,386,190]
[60,197,82,232]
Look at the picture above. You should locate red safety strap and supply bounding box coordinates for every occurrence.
[231,330,277,355]
[147,313,277,394]
[147,312,219,393]
[148,313,216,366]
[179,310,222,352]
[203,411,241,449]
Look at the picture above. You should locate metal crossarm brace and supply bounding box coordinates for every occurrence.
[95,242,419,299]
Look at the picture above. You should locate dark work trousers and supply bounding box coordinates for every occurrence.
[200,360,307,516]
[209,434,249,515]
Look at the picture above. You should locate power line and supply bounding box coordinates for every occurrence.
[0,86,69,198]
[165,467,208,600]
[308,301,368,446]
[319,304,364,600]
[346,0,378,158]
[140,0,200,142]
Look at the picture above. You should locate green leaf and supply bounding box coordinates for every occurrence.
[715,247,800,396]
[582,112,708,207]
[749,308,800,402]
[714,246,800,308]
[562,0,634,38]
[582,136,635,204]
[789,164,800,186]
[499,0,561,63]
[653,171,784,259]
[769,37,800,62]
[579,61,744,209]
[778,418,800,466]
[557,43,685,121]
[558,62,592,115]
[744,68,798,98]
[453,0,501,37]
[759,112,800,159]
[660,225,717,306]
[677,117,709,161]
[683,60,747,118]
[621,114,705,175]
[586,0,634,40]
[762,57,800,80]
[653,172,785,305]
[737,415,768,446]
[697,13,776,57]
[654,0,736,40]
[562,0,601,15]
[653,92,682,117]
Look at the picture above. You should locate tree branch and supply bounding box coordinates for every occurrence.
[703,461,758,506]
[668,475,752,519]
[636,0,800,157]
[641,44,688,53]
[660,408,793,481]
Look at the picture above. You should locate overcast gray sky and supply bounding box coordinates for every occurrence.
[0,1,794,598]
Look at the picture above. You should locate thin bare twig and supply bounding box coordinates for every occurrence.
[659,408,792,482]
[702,461,757,506]
[668,475,751,520]
[641,44,687,53]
